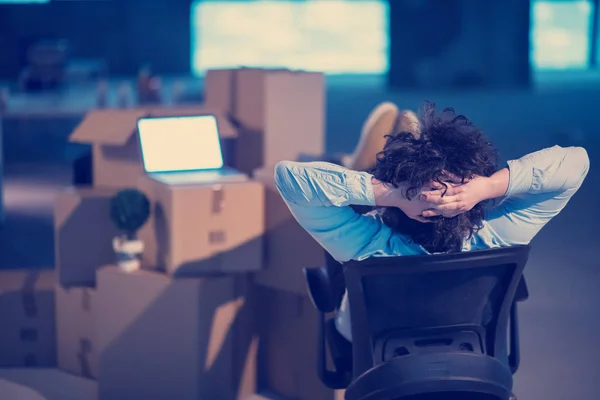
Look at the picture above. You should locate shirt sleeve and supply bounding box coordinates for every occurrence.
[474,145,590,247]
[273,161,423,262]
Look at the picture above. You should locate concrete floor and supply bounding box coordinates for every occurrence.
[0,78,598,399]
[0,369,96,400]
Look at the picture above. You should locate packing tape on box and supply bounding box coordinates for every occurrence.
[21,271,39,318]
[20,271,41,367]
[209,230,226,245]
[81,288,92,312]
[211,184,224,214]
[79,290,94,378]
[209,185,228,248]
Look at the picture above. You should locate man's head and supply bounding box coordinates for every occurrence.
[369,102,498,253]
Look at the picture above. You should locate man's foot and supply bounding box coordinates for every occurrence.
[509,393,517,400]
[342,102,399,171]
[343,104,421,171]
[394,109,421,138]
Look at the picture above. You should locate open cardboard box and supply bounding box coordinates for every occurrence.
[137,176,264,277]
[205,68,325,174]
[0,270,56,368]
[69,107,238,189]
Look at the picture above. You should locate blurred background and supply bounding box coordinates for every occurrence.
[0,0,598,399]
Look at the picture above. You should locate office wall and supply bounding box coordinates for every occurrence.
[0,0,191,79]
[387,0,531,89]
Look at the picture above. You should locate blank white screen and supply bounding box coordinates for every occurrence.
[138,115,224,173]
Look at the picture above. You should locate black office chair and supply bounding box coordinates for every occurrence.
[304,246,530,400]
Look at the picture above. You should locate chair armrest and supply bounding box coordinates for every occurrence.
[317,314,352,389]
[304,267,352,389]
[509,302,520,374]
[508,275,527,373]
[515,276,529,302]
[303,267,337,313]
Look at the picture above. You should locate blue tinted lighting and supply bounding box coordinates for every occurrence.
[191,0,389,75]
[531,1,593,70]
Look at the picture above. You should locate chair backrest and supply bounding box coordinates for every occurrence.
[343,245,530,379]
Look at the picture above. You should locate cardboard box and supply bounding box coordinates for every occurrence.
[69,107,237,189]
[204,69,235,113]
[254,286,333,400]
[137,176,264,277]
[55,284,98,378]
[54,187,120,287]
[96,266,251,399]
[204,68,325,174]
[252,167,325,294]
[0,269,56,367]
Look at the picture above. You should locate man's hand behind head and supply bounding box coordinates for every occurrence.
[420,176,492,218]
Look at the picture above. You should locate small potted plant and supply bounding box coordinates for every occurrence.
[110,188,150,272]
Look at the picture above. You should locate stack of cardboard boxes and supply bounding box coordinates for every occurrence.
[0,270,56,369]
[205,68,332,399]
[205,68,328,289]
[55,187,118,379]
[54,104,264,399]
[205,68,325,175]
[2,66,330,399]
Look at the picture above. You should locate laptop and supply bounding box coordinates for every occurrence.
[137,114,247,185]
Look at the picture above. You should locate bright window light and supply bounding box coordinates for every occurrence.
[531,0,594,70]
[191,0,389,75]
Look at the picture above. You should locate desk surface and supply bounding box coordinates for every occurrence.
[0,77,204,119]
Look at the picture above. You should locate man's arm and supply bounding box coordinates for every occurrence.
[274,161,424,262]
[478,145,590,246]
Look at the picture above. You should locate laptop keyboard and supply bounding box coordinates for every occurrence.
[151,170,246,184]
[154,171,221,183]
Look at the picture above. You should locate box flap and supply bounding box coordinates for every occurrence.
[147,106,237,138]
[70,107,237,146]
[70,109,148,145]
[54,187,116,231]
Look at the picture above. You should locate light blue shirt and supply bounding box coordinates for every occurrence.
[274,145,590,341]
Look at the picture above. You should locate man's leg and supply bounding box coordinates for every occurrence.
[342,104,420,172]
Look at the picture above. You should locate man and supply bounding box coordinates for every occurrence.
[274,102,590,342]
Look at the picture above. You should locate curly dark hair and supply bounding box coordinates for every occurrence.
[369,102,498,253]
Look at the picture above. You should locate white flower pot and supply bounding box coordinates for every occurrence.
[113,236,144,273]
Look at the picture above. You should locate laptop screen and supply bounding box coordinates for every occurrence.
[137,115,224,173]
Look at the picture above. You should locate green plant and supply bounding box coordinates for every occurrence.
[110,188,150,240]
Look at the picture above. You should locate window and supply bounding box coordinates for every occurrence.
[191,0,388,76]
[531,0,595,70]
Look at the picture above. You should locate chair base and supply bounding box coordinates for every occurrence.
[345,352,513,400]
